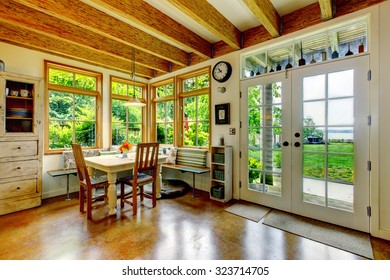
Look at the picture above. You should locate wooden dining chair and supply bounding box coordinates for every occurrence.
[71,143,109,219]
[117,142,160,215]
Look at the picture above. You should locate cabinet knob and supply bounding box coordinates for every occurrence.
[16,187,21,190]
[17,147,21,149]
[16,167,21,169]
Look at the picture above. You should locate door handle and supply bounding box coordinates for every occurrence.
[283,141,289,147]
[294,142,301,147]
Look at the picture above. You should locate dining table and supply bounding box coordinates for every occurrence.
[84,153,167,216]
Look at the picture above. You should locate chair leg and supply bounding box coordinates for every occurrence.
[152,183,156,208]
[87,187,92,220]
[120,183,125,209]
[132,183,137,215]
[79,186,84,213]
[140,186,144,203]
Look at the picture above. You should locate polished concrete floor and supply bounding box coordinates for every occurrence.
[1,190,390,260]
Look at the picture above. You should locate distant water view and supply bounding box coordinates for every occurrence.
[328,131,353,140]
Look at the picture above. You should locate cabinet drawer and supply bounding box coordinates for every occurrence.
[0,179,37,200]
[0,160,38,179]
[0,141,38,158]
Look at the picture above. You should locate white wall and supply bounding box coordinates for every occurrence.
[1,2,389,240]
[377,0,390,240]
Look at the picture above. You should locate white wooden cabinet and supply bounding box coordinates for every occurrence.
[210,146,232,202]
[0,71,43,215]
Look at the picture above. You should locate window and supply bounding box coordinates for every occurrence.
[45,61,102,153]
[151,80,174,146]
[111,76,146,145]
[178,68,210,148]
[241,18,368,77]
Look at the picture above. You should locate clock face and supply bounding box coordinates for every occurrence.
[212,61,232,82]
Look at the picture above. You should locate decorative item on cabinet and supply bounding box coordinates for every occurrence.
[321,51,327,61]
[285,57,293,69]
[332,50,339,59]
[0,59,4,71]
[359,42,364,53]
[298,41,306,66]
[346,43,353,56]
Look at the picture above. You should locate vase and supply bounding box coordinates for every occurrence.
[122,152,128,158]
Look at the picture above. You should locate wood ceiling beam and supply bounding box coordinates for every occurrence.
[167,0,242,50]
[87,0,212,59]
[0,1,170,73]
[242,0,280,37]
[11,0,189,66]
[318,0,333,20]
[0,22,156,79]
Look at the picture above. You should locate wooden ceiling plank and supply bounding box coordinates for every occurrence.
[0,21,155,78]
[88,0,212,59]
[167,0,242,50]
[0,2,169,73]
[11,0,188,66]
[318,0,333,20]
[242,0,280,37]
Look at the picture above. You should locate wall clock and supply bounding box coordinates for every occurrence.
[212,61,232,83]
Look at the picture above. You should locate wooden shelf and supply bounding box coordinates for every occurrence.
[210,146,232,203]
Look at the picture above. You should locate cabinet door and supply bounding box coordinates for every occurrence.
[0,72,40,136]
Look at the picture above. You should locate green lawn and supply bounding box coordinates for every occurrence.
[248,143,354,184]
[304,143,354,183]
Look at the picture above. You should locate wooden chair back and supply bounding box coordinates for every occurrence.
[71,143,91,186]
[133,142,160,179]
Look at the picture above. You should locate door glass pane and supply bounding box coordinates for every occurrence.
[328,181,353,211]
[302,69,355,212]
[303,101,325,126]
[328,70,354,98]
[328,98,354,125]
[303,152,326,180]
[303,75,325,100]
[249,107,261,127]
[248,86,262,105]
[249,128,261,148]
[328,154,354,184]
[328,127,354,153]
[247,81,283,197]
[303,178,325,206]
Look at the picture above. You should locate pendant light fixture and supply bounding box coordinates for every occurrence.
[125,48,146,107]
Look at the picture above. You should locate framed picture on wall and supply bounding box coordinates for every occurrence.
[215,103,230,125]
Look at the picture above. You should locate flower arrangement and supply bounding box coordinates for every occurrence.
[119,141,132,153]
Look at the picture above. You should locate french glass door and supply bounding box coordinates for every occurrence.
[240,72,292,212]
[240,55,370,232]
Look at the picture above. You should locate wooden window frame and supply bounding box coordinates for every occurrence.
[44,60,103,154]
[150,78,175,145]
[110,75,147,146]
[176,67,211,149]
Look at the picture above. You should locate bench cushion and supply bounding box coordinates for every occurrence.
[63,149,101,169]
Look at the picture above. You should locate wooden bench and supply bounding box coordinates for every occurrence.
[162,148,210,197]
[47,149,115,200]
[47,168,78,200]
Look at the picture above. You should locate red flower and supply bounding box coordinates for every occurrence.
[119,141,132,153]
